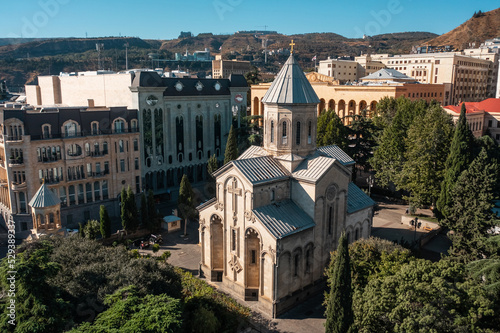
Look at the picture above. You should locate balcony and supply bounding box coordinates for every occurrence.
[66,173,85,182]
[93,170,109,178]
[8,157,24,166]
[40,176,62,185]
[11,182,27,191]
[4,135,23,142]
[38,156,62,163]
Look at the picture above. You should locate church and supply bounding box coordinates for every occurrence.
[197,52,375,317]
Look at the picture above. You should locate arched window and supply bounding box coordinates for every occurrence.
[270,120,274,143]
[85,143,90,156]
[42,124,51,139]
[294,253,299,276]
[296,121,301,145]
[91,121,99,135]
[131,119,138,132]
[282,121,287,144]
[114,119,125,133]
[328,206,333,235]
[64,121,77,137]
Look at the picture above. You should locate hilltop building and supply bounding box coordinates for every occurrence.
[212,55,252,79]
[198,54,375,317]
[317,57,363,83]
[0,105,140,238]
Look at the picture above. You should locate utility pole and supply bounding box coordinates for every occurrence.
[124,42,129,70]
[96,43,104,71]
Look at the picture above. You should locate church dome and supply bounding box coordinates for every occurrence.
[262,55,320,104]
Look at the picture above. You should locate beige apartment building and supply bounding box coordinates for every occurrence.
[212,55,252,79]
[317,58,362,83]
[357,51,497,105]
[251,72,445,123]
[0,105,141,238]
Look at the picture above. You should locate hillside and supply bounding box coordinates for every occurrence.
[0,31,437,88]
[426,7,500,49]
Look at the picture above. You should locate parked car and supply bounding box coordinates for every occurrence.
[140,239,150,249]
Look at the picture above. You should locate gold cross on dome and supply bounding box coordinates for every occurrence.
[290,40,296,54]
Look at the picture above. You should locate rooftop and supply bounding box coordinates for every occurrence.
[361,68,415,81]
[347,183,376,213]
[317,145,355,166]
[231,156,289,185]
[262,55,320,104]
[29,182,61,208]
[253,200,316,239]
[444,98,500,114]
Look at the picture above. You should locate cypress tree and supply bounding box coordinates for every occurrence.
[120,187,128,231]
[127,186,139,232]
[178,174,196,236]
[207,154,218,179]
[437,102,475,219]
[224,125,238,165]
[99,205,111,238]
[325,232,353,333]
[140,192,148,228]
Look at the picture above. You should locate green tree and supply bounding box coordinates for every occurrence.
[146,190,157,231]
[178,174,197,237]
[224,124,238,164]
[0,244,71,332]
[120,187,129,231]
[100,205,111,238]
[442,148,500,261]
[399,104,454,208]
[437,102,475,218]
[127,186,139,232]
[346,111,377,177]
[140,192,148,228]
[70,286,183,333]
[244,66,261,85]
[325,232,353,333]
[317,109,349,149]
[207,154,219,197]
[83,219,101,240]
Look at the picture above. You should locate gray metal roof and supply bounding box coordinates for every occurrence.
[237,145,269,160]
[292,156,335,182]
[347,183,376,213]
[317,145,355,166]
[361,68,414,81]
[29,183,61,208]
[262,55,320,104]
[232,156,289,185]
[253,200,316,239]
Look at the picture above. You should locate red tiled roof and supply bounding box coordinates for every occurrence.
[444,98,500,114]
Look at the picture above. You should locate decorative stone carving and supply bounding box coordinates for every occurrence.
[326,184,337,201]
[244,210,252,220]
[228,255,242,273]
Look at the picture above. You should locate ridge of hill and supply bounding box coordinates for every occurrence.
[426,7,500,49]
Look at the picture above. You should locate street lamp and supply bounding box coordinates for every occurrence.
[410,217,421,243]
[366,175,374,197]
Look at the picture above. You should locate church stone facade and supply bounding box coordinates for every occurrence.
[198,55,375,317]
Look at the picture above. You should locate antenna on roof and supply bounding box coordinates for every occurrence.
[96,43,104,70]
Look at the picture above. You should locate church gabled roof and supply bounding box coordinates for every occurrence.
[262,55,320,104]
[292,156,336,182]
[29,182,61,208]
[231,156,289,185]
[317,145,355,166]
[253,200,315,239]
[347,183,376,213]
[237,145,269,160]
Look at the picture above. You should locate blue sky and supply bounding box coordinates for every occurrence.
[1,0,499,40]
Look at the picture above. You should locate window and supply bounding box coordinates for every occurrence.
[94,142,100,155]
[78,184,84,203]
[133,139,138,151]
[102,180,109,199]
[86,183,93,202]
[114,119,125,133]
[251,250,256,264]
[134,158,139,170]
[328,206,333,235]
[135,176,140,194]
[232,229,237,252]
[296,121,301,145]
[103,142,108,155]
[95,162,101,175]
[294,254,299,276]
[87,163,92,177]
[104,161,109,174]
[270,121,274,143]
[308,121,312,144]
[19,192,26,213]
[282,121,287,144]
[120,159,125,172]
[64,122,77,137]
[91,122,99,135]
[131,119,138,132]
[94,182,100,200]
[42,125,50,139]
[68,185,76,205]
[119,140,124,153]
